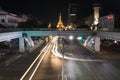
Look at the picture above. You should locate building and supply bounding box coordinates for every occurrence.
[98,14,120,30]
[67,3,79,29]
[0,9,26,27]
[93,4,101,25]
[92,3,101,31]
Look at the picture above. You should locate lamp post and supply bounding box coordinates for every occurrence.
[59,36,64,80]
[59,30,65,80]
[61,44,64,80]
[58,28,66,80]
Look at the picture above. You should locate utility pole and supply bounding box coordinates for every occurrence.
[59,31,64,80]
[61,45,64,80]
[59,30,66,80]
[59,35,64,80]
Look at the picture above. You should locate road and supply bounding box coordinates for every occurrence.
[20,36,120,80]
[31,43,62,80]
[0,36,120,80]
[19,37,63,80]
[23,37,120,80]
[61,39,120,80]
[0,43,46,80]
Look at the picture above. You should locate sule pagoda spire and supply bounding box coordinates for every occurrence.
[56,12,65,30]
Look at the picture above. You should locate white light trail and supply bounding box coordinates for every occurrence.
[29,44,51,80]
[20,43,50,80]
[52,36,105,62]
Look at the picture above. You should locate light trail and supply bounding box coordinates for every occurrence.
[52,36,105,62]
[29,44,51,80]
[20,43,50,80]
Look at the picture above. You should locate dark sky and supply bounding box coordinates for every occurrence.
[0,0,120,25]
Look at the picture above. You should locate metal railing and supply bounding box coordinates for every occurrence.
[0,27,120,33]
[0,28,23,33]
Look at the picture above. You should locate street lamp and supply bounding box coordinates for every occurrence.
[60,46,64,80]
[58,29,67,80]
[59,33,65,80]
[60,36,65,80]
[69,35,74,40]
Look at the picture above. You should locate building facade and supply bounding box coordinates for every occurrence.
[67,3,79,29]
[0,9,26,27]
[98,14,120,30]
[93,4,101,25]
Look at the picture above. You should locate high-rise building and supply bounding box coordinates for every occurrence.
[93,3,101,25]
[92,3,101,31]
[67,3,79,29]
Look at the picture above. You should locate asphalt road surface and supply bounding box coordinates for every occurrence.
[26,37,120,80]
[0,37,120,80]
[31,43,62,80]
[62,39,120,80]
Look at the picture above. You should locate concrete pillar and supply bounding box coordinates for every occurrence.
[19,37,25,53]
[45,37,49,43]
[83,36,91,47]
[94,36,100,51]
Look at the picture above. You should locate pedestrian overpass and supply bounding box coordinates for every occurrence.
[0,29,120,52]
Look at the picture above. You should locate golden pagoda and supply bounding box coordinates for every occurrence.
[48,22,51,28]
[56,13,65,30]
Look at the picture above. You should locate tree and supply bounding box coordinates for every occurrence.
[18,16,47,28]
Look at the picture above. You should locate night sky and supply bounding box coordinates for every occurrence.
[0,0,120,25]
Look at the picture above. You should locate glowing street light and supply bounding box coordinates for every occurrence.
[69,35,74,40]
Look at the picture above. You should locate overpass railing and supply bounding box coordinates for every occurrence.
[0,28,23,33]
[0,28,91,32]
[0,28,120,33]
[97,28,120,32]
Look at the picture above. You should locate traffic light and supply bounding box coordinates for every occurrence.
[77,36,83,41]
